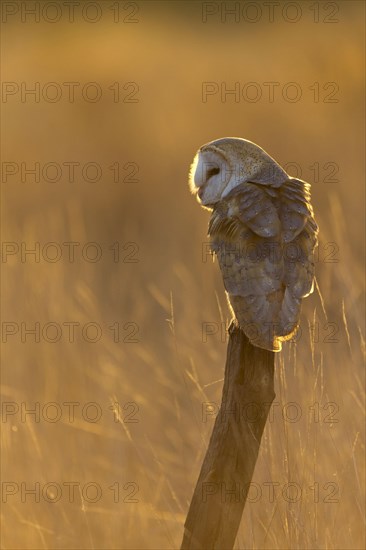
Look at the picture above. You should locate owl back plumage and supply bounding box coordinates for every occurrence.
[209,178,318,352]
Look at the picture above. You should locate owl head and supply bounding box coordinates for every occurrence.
[189,137,288,208]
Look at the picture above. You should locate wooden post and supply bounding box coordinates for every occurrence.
[181,321,275,550]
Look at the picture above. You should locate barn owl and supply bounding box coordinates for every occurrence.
[189,137,318,352]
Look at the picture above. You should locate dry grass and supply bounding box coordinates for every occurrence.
[1,3,365,549]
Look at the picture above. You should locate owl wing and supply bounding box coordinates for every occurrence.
[277,179,318,335]
[230,182,281,238]
[279,178,315,242]
[209,185,284,351]
[210,183,283,296]
[279,178,318,297]
[210,180,318,351]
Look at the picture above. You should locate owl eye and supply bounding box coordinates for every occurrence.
[207,167,220,179]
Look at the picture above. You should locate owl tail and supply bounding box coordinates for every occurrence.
[277,289,302,340]
[228,293,284,352]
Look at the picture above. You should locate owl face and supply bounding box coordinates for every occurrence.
[189,137,288,208]
[189,146,230,207]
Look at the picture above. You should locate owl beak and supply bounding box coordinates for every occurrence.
[197,187,214,209]
[197,187,205,200]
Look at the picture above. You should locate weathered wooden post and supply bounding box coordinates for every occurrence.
[181,322,275,550]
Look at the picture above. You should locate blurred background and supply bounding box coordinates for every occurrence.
[1,1,365,548]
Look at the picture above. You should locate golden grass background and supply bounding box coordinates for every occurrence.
[1,2,365,548]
